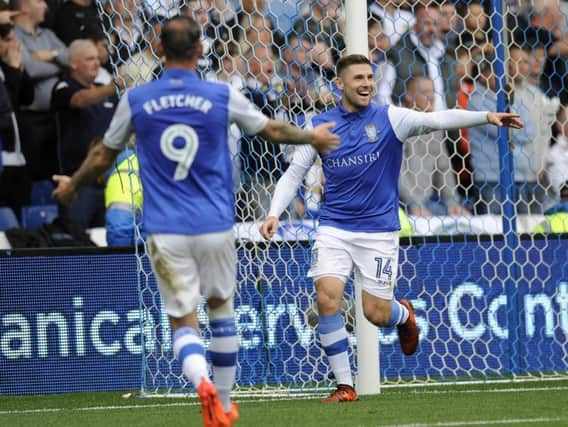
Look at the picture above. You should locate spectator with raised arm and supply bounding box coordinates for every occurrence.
[51,39,118,228]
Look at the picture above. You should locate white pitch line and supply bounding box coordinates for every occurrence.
[383,417,562,427]
[406,385,568,395]
[0,385,566,417]
[0,402,198,416]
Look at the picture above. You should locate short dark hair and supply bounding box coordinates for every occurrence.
[161,15,201,62]
[336,54,372,77]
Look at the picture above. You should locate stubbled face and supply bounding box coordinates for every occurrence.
[337,63,376,111]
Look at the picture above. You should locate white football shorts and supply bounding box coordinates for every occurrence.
[147,229,236,317]
[307,226,399,300]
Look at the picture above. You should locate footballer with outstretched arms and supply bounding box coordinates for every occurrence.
[260,54,523,402]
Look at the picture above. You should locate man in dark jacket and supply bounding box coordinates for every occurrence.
[0,21,33,219]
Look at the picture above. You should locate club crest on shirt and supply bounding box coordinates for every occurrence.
[365,124,378,142]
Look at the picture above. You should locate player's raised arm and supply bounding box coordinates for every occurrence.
[388,106,523,141]
[52,139,120,205]
[259,120,339,154]
[227,85,339,154]
[52,92,133,205]
[260,144,317,240]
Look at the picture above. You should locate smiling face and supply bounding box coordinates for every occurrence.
[336,63,376,112]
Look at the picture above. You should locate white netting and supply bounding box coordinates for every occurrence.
[94,0,568,396]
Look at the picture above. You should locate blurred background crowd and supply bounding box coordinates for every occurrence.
[1,0,568,243]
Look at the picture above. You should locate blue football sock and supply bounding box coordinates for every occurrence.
[209,318,238,412]
[318,312,353,387]
[386,299,409,327]
[173,327,209,387]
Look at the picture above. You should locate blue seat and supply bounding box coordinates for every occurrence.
[21,204,58,230]
[31,180,55,205]
[0,207,20,230]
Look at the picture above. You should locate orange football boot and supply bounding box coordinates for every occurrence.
[196,378,230,427]
[321,384,358,403]
[398,299,419,355]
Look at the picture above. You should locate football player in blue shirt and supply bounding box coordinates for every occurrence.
[260,54,523,403]
[52,15,339,427]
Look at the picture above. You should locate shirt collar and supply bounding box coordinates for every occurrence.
[162,68,199,80]
[337,102,373,118]
[16,24,43,36]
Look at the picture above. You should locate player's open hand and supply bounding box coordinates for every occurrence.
[52,175,76,206]
[311,122,340,154]
[487,112,523,129]
[260,216,279,240]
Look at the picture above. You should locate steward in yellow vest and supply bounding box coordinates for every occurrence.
[532,189,568,233]
[104,149,142,245]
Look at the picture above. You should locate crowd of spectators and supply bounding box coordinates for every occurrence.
[1,0,568,238]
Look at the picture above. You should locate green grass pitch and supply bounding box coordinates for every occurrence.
[1,379,567,426]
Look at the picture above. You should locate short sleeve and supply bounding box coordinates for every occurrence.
[102,92,133,151]
[51,79,78,110]
[227,85,269,135]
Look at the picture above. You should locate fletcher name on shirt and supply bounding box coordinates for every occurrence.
[143,94,213,115]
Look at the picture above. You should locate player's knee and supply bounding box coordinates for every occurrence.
[316,292,341,315]
[208,296,234,319]
[363,308,390,327]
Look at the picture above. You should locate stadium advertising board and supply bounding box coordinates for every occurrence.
[1,238,566,394]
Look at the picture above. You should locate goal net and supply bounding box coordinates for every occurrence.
[94,0,568,396]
